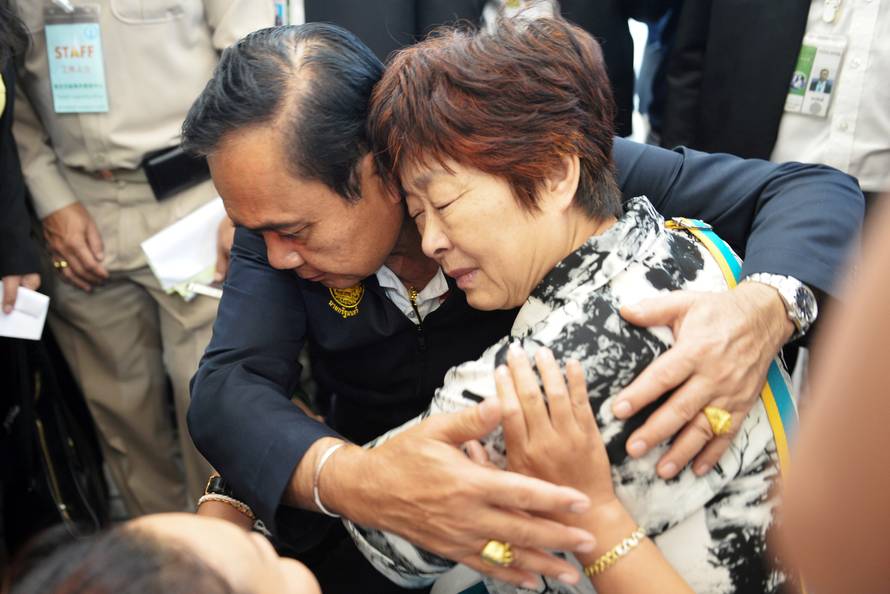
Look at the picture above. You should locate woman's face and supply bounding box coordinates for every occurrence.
[402,160,579,310]
[129,514,320,594]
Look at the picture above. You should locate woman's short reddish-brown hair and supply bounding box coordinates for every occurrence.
[368,15,621,219]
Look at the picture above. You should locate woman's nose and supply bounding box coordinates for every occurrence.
[263,233,305,270]
[420,215,452,259]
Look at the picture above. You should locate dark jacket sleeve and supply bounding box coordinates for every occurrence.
[0,64,39,277]
[188,227,339,538]
[613,137,864,296]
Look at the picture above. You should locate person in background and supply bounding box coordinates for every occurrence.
[484,0,675,138]
[778,198,890,593]
[661,0,889,213]
[301,0,485,62]
[1,0,39,572]
[0,0,38,314]
[5,515,320,594]
[10,0,274,515]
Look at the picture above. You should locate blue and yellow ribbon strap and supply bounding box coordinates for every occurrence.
[665,217,797,475]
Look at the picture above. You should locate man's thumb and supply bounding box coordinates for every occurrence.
[423,398,502,445]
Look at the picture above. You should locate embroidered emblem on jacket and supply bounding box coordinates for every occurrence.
[329,284,364,318]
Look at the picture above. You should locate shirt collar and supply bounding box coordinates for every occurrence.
[531,196,664,309]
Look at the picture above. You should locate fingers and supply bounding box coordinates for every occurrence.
[472,503,595,555]
[654,406,746,478]
[2,276,22,314]
[690,412,745,475]
[534,348,573,429]
[565,359,595,431]
[506,343,550,437]
[70,240,108,283]
[215,217,235,282]
[421,397,502,445]
[495,365,528,451]
[462,440,491,466]
[460,544,580,589]
[624,375,712,459]
[214,245,229,283]
[619,290,698,327]
[458,554,541,590]
[84,217,106,263]
[21,273,41,291]
[476,467,590,516]
[611,344,695,420]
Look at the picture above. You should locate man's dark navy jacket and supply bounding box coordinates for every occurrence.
[188,138,863,546]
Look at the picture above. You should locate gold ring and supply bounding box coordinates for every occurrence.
[480,539,514,567]
[703,406,732,436]
[53,259,69,270]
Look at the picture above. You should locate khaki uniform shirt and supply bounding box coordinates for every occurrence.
[13,0,274,219]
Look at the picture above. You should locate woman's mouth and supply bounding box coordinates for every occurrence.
[447,268,477,289]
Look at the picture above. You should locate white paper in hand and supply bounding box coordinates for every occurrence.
[141,198,226,296]
[0,287,50,340]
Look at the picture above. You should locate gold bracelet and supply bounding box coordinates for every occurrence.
[583,527,646,577]
[197,493,257,522]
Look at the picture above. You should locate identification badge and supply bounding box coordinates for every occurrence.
[784,33,846,118]
[44,4,109,113]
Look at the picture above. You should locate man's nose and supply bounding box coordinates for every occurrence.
[264,233,305,270]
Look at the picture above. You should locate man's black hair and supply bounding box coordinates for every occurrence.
[182,23,384,201]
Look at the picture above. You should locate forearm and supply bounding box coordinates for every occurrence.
[283,435,355,511]
[574,501,694,594]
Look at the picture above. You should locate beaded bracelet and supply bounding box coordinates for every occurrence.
[197,493,256,522]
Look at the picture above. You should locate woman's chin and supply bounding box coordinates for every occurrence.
[465,290,517,312]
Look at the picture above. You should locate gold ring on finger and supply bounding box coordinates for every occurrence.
[703,406,732,436]
[480,539,514,567]
[53,259,69,270]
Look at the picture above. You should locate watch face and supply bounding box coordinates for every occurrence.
[793,284,818,325]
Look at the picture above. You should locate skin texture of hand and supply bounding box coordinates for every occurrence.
[215,216,236,282]
[612,283,794,478]
[312,401,598,589]
[496,345,619,522]
[2,273,40,314]
[497,345,695,594]
[42,202,108,292]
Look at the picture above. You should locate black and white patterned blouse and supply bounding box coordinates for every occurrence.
[345,197,793,594]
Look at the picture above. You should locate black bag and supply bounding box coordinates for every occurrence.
[1,334,109,557]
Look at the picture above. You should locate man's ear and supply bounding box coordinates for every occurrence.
[361,153,402,205]
[543,154,581,213]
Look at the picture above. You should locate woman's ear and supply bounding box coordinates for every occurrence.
[543,154,581,213]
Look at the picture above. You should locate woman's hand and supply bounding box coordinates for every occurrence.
[496,344,619,522]
[498,345,697,593]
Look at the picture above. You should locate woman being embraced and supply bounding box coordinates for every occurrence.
[345,15,794,594]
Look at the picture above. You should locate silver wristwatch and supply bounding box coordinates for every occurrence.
[744,273,818,341]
